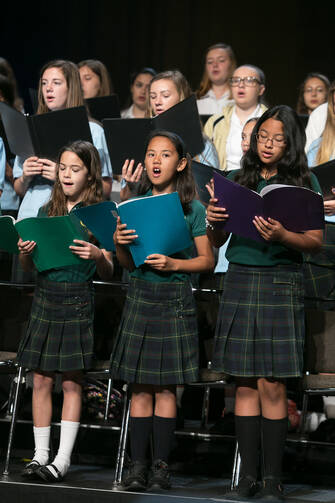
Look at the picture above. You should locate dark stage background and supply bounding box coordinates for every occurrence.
[0,0,334,113]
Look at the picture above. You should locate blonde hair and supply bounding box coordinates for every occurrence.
[147,70,192,117]
[37,60,84,114]
[196,43,236,99]
[315,81,335,165]
[78,59,113,96]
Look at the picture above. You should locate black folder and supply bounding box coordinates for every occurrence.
[191,160,223,205]
[0,103,93,161]
[311,159,335,200]
[103,95,204,174]
[85,95,121,122]
[0,117,15,160]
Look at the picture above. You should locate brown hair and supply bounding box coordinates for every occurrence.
[196,43,236,99]
[138,130,195,214]
[37,60,84,114]
[296,73,330,115]
[78,59,113,96]
[46,140,103,216]
[0,57,23,111]
[147,70,192,117]
[315,81,335,165]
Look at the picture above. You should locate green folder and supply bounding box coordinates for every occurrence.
[0,216,20,254]
[0,214,89,272]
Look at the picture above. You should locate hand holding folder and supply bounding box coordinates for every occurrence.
[74,192,192,266]
[213,171,324,242]
[0,214,89,271]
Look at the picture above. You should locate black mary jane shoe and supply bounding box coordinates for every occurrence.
[256,476,285,501]
[224,475,259,500]
[36,464,63,482]
[147,459,171,491]
[21,460,42,479]
[123,461,148,491]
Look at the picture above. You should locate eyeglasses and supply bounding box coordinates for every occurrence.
[256,132,286,147]
[229,76,261,87]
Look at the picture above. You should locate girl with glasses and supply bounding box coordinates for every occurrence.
[204,65,267,171]
[206,105,323,501]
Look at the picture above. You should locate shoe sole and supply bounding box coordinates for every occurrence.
[148,482,171,491]
[124,481,147,492]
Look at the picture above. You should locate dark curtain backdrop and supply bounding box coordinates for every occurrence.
[1,1,333,113]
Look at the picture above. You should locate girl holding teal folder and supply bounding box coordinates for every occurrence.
[16,141,114,482]
[112,130,214,491]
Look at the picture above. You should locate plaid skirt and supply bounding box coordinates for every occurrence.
[16,277,94,372]
[212,263,305,378]
[110,277,199,385]
[303,222,335,310]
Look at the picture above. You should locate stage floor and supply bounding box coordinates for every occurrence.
[1,463,335,503]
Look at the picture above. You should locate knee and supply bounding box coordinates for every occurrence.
[33,372,53,393]
[258,379,286,404]
[62,379,82,394]
[155,387,176,405]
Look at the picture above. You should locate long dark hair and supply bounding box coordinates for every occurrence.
[138,130,196,214]
[236,105,312,190]
[47,140,103,216]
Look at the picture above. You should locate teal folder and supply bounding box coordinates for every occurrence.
[73,192,193,267]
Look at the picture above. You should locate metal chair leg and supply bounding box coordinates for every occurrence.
[200,385,211,429]
[113,384,131,488]
[104,377,113,422]
[299,391,309,439]
[3,366,24,476]
[230,441,241,490]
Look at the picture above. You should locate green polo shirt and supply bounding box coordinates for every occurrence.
[131,196,206,283]
[225,171,322,266]
[38,203,96,283]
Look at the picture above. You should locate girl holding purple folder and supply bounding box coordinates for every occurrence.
[206,105,323,501]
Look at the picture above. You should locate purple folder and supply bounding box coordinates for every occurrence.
[213,172,325,242]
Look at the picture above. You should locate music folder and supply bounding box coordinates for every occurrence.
[103,95,205,174]
[0,103,93,161]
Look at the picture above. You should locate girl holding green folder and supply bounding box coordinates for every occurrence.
[16,141,114,482]
[111,130,214,491]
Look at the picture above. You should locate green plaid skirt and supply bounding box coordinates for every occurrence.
[212,263,305,378]
[16,277,94,372]
[110,277,199,385]
[303,222,335,310]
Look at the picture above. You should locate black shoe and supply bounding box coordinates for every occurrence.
[21,460,42,479]
[36,464,64,482]
[224,475,259,500]
[256,476,284,501]
[148,459,171,490]
[123,461,148,491]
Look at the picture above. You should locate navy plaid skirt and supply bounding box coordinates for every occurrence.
[304,222,335,310]
[17,277,94,372]
[110,277,199,385]
[212,263,305,378]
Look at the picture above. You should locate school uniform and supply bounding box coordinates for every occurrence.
[16,203,96,372]
[212,171,322,378]
[111,197,206,385]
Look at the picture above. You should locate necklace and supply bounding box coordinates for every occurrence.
[261,169,277,180]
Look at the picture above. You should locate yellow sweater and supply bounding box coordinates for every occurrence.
[204,103,268,171]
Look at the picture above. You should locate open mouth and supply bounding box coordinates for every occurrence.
[152,167,161,176]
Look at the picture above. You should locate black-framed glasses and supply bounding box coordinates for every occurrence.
[256,132,286,147]
[229,76,261,87]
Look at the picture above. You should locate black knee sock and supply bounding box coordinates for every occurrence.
[261,416,287,479]
[129,416,153,463]
[153,415,176,463]
[235,415,261,480]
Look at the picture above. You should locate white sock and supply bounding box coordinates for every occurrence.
[323,396,335,418]
[48,420,80,477]
[33,426,50,465]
